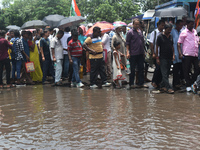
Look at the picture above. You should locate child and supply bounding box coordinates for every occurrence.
[112,41,126,88]
[68,30,84,88]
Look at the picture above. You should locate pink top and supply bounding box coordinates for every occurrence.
[178,28,199,57]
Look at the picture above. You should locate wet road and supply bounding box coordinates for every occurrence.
[0,85,200,149]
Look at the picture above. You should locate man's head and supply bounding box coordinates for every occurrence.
[175,20,183,31]
[43,30,49,38]
[57,30,64,39]
[9,30,15,38]
[14,30,20,38]
[186,18,195,31]
[122,26,126,34]
[0,30,6,38]
[132,18,140,30]
[22,31,28,39]
[182,15,187,26]
[115,26,122,34]
[37,28,43,35]
[64,27,70,32]
[78,26,83,35]
[164,23,173,35]
[157,20,165,32]
[72,30,79,41]
[49,28,54,35]
[93,26,101,37]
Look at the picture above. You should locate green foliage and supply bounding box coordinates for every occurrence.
[0,0,140,30]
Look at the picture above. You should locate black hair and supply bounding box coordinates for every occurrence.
[14,30,20,37]
[0,30,6,36]
[22,30,28,36]
[72,29,78,36]
[113,41,120,48]
[27,31,32,36]
[9,30,14,33]
[49,27,54,32]
[64,27,70,32]
[186,18,195,24]
[40,33,44,37]
[57,30,64,35]
[165,23,173,29]
[93,26,101,33]
[157,20,165,26]
[176,20,183,25]
[36,28,41,33]
[133,18,140,24]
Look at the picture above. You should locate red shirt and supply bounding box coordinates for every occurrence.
[68,39,82,57]
[0,37,12,61]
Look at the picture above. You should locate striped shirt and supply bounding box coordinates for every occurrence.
[68,39,82,57]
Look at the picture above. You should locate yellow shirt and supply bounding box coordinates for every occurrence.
[84,37,103,59]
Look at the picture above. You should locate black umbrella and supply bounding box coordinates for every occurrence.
[21,20,48,29]
[42,14,65,28]
[6,25,21,30]
[154,7,187,17]
[57,16,86,28]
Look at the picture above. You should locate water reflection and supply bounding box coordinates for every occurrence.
[0,86,200,149]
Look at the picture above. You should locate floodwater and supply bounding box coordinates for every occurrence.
[0,84,200,149]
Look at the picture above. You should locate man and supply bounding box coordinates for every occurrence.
[60,27,71,79]
[181,15,187,31]
[178,18,199,92]
[171,20,184,89]
[51,30,64,85]
[122,26,127,39]
[156,23,175,94]
[83,27,111,88]
[9,30,15,42]
[0,30,12,88]
[149,20,165,88]
[40,30,55,84]
[126,18,148,89]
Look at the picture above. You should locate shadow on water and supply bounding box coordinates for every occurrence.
[0,85,200,149]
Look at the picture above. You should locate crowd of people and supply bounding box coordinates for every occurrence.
[1,16,200,94]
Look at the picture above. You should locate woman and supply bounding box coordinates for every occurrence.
[27,31,43,82]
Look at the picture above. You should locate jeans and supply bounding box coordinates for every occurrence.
[129,54,144,86]
[63,54,69,78]
[172,62,184,86]
[182,56,199,87]
[90,58,107,85]
[55,59,63,83]
[12,59,22,79]
[152,59,162,86]
[71,57,81,83]
[160,58,172,90]
[42,58,55,83]
[0,58,11,84]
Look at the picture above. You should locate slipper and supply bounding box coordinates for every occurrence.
[191,84,197,94]
[166,89,174,94]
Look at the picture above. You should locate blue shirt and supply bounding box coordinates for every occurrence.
[22,38,29,61]
[171,28,182,64]
[78,34,87,45]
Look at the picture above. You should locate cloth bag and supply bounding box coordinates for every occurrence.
[25,61,35,73]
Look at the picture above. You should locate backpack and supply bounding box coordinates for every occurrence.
[11,38,19,59]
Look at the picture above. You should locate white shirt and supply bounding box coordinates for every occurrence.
[60,32,71,55]
[102,33,111,52]
[51,37,63,60]
[149,29,163,55]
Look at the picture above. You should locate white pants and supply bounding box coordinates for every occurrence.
[55,59,63,83]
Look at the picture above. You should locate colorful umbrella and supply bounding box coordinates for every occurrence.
[113,21,127,27]
[85,21,114,36]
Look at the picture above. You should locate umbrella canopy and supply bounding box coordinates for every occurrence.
[85,21,114,36]
[57,16,86,28]
[154,7,187,17]
[21,20,48,29]
[126,14,144,20]
[143,9,155,20]
[42,14,65,28]
[6,25,21,30]
[113,21,127,27]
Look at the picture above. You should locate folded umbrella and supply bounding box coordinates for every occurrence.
[85,21,114,36]
[21,20,48,29]
[57,16,86,28]
[6,25,21,30]
[43,14,65,28]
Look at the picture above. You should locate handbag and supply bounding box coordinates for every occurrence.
[25,61,35,73]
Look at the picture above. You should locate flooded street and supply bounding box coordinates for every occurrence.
[0,84,200,149]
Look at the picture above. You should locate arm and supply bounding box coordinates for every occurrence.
[51,48,56,62]
[40,47,45,61]
[22,51,30,61]
[82,43,96,54]
[114,52,119,69]
[126,45,130,59]
[172,46,175,61]
[68,50,73,63]
[177,43,183,59]
[155,44,160,65]
[111,36,115,51]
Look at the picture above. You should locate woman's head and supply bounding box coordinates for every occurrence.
[113,41,120,50]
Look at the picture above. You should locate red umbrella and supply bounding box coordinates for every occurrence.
[85,21,114,36]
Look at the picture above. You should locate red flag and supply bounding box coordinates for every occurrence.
[195,0,200,29]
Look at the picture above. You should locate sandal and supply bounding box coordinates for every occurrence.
[160,87,167,93]
[151,82,158,88]
[167,89,174,94]
[191,84,197,94]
